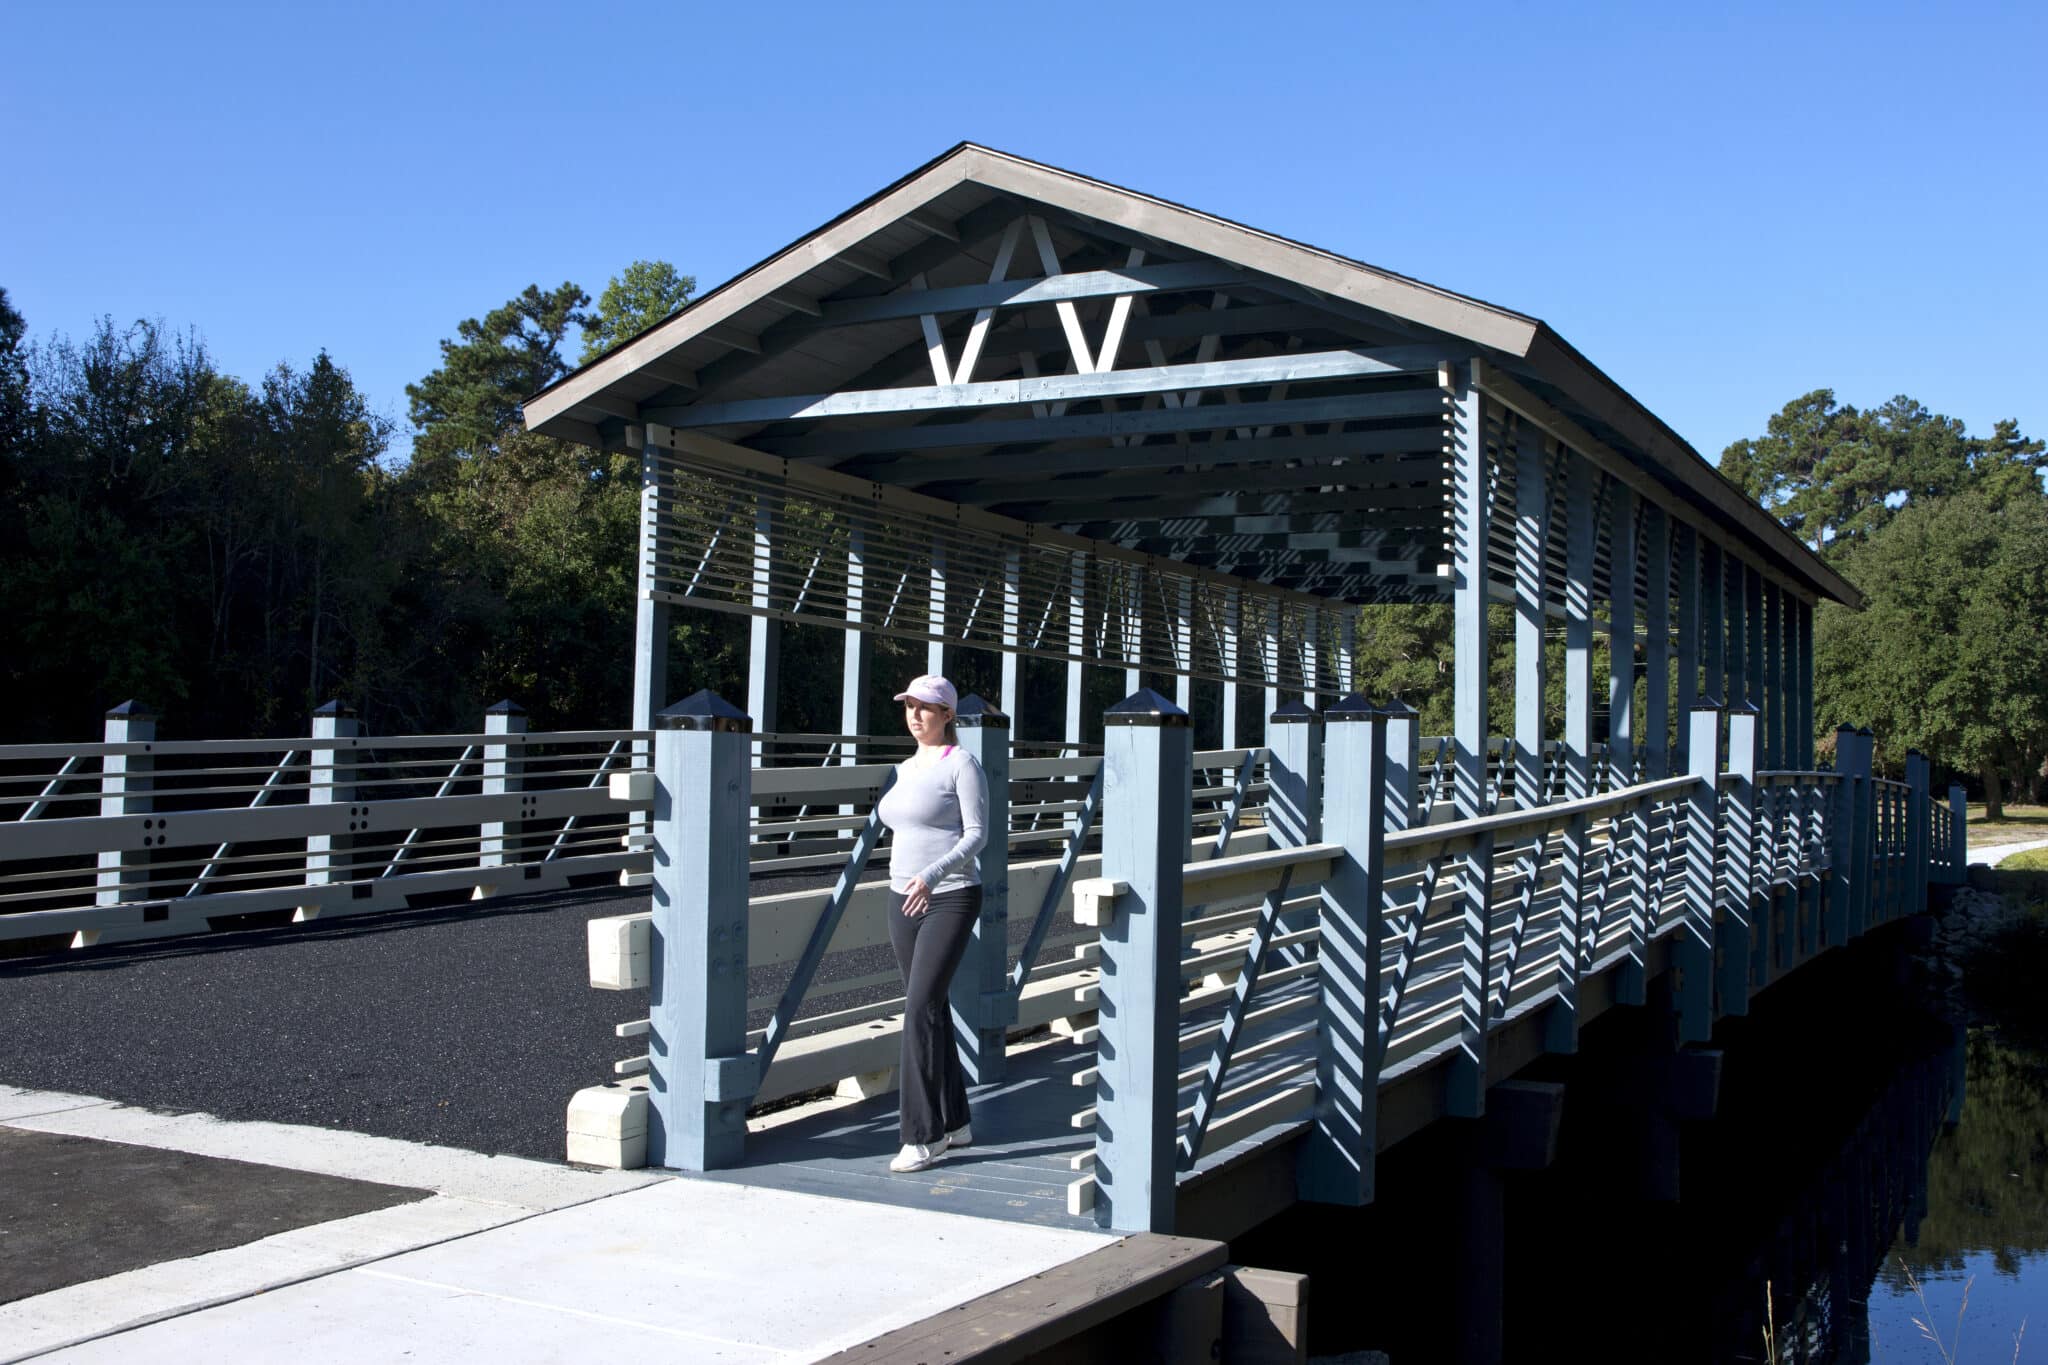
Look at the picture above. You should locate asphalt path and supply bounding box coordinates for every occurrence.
[0,876,908,1164]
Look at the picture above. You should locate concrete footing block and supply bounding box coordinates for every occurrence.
[835,1068,897,1100]
[567,1078,650,1169]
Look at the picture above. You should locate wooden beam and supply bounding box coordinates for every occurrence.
[649,347,1448,431]
[757,388,1444,461]
[812,260,1249,329]
[873,428,1443,488]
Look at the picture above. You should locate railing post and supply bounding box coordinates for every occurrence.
[1947,784,1968,882]
[95,701,157,909]
[1720,704,1758,1018]
[1298,694,1386,1206]
[1266,700,1323,964]
[952,695,1013,1084]
[647,690,754,1171]
[1678,704,1721,1043]
[1094,688,1192,1234]
[1827,725,1857,945]
[477,700,527,898]
[299,700,359,921]
[1848,729,1875,935]
[1906,750,1930,914]
[1382,701,1420,836]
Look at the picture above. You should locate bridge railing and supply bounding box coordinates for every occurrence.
[1067,699,1967,1232]
[0,700,642,949]
[573,689,1275,1168]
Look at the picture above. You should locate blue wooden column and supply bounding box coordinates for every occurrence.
[1847,728,1876,935]
[1719,704,1758,1017]
[1298,694,1387,1206]
[1266,699,1323,966]
[1608,485,1646,1007]
[1550,457,1598,1057]
[1677,704,1722,1043]
[1094,688,1192,1234]
[1906,750,1930,916]
[1448,372,1492,1118]
[1827,724,1859,945]
[628,431,670,887]
[953,695,1014,1084]
[648,690,754,1171]
[1946,784,1968,879]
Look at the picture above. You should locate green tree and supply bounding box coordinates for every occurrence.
[581,260,695,363]
[1815,489,2048,816]
[405,283,590,468]
[1720,390,2046,553]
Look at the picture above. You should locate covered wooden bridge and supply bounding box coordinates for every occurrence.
[527,146,1955,1243]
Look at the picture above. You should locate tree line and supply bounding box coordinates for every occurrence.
[3,272,2042,809]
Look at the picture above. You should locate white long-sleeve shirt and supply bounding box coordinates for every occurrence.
[877,747,988,894]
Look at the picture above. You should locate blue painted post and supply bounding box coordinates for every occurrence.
[1449,373,1492,1118]
[96,701,157,908]
[1826,725,1856,946]
[647,690,754,1171]
[1608,485,1646,1007]
[477,700,527,896]
[1298,694,1386,1206]
[301,700,359,918]
[1094,689,1192,1233]
[1719,705,1758,1018]
[1947,784,1968,881]
[1674,525,1700,772]
[842,528,872,792]
[1677,705,1721,1042]
[1266,700,1322,965]
[1382,701,1421,836]
[1266,701,1323,849]
[1512,426,1549,812]
[1550,456,1598,1057]
[1906,751,1929,915]
[748,499,781,762]
[627,429,669,888]
[1849,729,1875,934]
[952,696,1013,1084]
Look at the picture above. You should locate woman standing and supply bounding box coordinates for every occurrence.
[876,674,989,1173]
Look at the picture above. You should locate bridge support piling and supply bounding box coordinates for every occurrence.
[1297,694,1386,1206]
[1436,1081,1567,1365]
[953,696,1013,1084]
[648,690,754,1171]
[1093,689,1192,1233]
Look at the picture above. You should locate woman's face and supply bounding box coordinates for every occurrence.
[904,698,952,746]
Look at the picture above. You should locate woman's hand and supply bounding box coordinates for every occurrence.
[902,876,931,917]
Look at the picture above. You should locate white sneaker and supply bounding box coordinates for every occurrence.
[889,1137,949,1172]
[945,1122,973,1149]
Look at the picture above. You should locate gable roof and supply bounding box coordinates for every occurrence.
[525,142,1857,609]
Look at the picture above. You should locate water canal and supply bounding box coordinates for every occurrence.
[1229,890,2048,1363]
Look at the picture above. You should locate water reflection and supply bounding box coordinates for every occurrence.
[1866,1031,2047,1364]
[1229,936,2048,1363]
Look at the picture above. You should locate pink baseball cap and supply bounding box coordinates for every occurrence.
[893,674,958,710]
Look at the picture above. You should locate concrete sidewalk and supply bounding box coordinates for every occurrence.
[0,1087,1112,1363]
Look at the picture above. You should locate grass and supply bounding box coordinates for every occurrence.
[2004,847,2048,872]
[1968,805,2048,848]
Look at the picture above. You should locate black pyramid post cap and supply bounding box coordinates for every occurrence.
[1326,693,1382,724]
[1268,699,1320,725]
[1730,700,1760,715]
[1379,698,1418,719]
[1105,688,1190,728]
[1835,721,1861,734]
[486,699,527,716]
[656,690,751,733]
[106,699,159,720]
[953,694,1009,729]
[1857,726,1874,737]
[1692,694,1725,712]
[311,699,355,718]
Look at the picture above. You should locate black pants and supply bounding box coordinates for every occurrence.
[886,885,981,1146]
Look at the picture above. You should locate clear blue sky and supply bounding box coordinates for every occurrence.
[5,1,2043,464]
